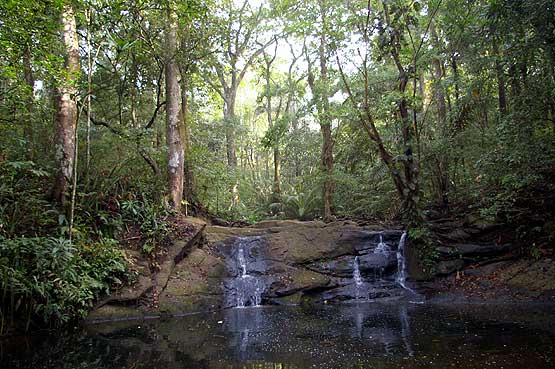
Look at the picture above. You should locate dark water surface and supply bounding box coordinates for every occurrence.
[2,303,555,369]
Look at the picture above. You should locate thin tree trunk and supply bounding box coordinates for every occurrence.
[273,147,281,196]
[52,4,80,206]
[451,55,460,102]
[262,48,281,202]
[431,25,449,212]
[85,7,92,177]
[23,44,34,161]
[549,48,555,127]
[309,0,334,222]
[180,78,195,205]
[165,7,184,211]
[224,92,238,167]
[264,150,269,180]
[493,42,507,116]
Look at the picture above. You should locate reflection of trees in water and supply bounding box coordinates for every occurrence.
[10,303,553,369]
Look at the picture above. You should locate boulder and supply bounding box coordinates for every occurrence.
[267,266,331,297]
[436,259,464,275]
[159,247,227,314]
[452,243,514,256]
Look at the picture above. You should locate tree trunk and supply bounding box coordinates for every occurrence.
[549,48,555,127]
[493,42,507,116]
[273,147,281,196]
[85,7,92,177]
[52,4,80,206]
[224,91,238,168]
[431,25,449,212]
[382,1,420,223]
[451,55,460,102]
[321,121,333,221]
[263,51,281,202]
[224,89,240,208]
[398,70,420,221]
[315,0,334,222]
[23,44,34,161]
[180,78,195,205]
[165,8,184,211]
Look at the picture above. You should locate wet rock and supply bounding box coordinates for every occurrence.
[90,220,413,320]
[442,228,472,242]
[307,255,357,278]
[107,249,152,303]
[452,243,514,256]
[317,279,405,303]
[436,259,464,275]
[159,247,227,313]
[358,252,397,274]
[267,266,331,297]
[464,261,511,276]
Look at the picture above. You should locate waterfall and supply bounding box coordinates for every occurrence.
[374,234,390,255]
[352,255,366,301]
[353,256,363,286]
[396,232,409,290]
[238,247,247,277]
[226,237,266,308]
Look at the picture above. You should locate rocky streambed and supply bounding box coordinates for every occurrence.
[87,218,555,322]
[89,220,419,321]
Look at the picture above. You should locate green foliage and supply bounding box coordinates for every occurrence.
[120,198,170,255]
[408,226,438,275]
[0,236,134,332]
[0,161,59,237]
[281,182,320,220]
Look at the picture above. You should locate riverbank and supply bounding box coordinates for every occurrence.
[84,217,555,323]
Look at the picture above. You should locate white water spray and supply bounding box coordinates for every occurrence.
[374,234,391,255]
[396,232,410,290]
[228,238,265,308]
[353,256,363,286]
[238,247,247,278]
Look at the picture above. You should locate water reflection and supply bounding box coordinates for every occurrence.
[2,303,555,369]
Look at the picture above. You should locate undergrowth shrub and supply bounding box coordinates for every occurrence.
[0,236,134,333]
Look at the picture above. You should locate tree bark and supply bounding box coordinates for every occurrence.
[308,0,334,222]
[431,25,449,211]
[223,91,238,167]
[23,44,34,161]
[493,42,507,116]
[180,78,195,205]
[52,4,80,206]
[165,7,184,211]
[262,47,281,203]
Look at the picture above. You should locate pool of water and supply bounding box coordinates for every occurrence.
[3,302,555,368]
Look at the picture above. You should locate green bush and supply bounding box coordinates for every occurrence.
[408,226,438,275]
[0,160,59,237]
[0,236,134,332]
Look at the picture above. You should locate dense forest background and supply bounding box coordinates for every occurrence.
[1,0,554,330]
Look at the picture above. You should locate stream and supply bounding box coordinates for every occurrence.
[3,302,554,368]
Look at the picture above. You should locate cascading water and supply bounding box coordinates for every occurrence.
[352,256,366,300]
[396,232,410,291]
[238,247,248,277]
[374,234,391,255]
[353,256,363,286]
[223,230,415,307]
[225,237,267,308]
[344,231,415,302]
